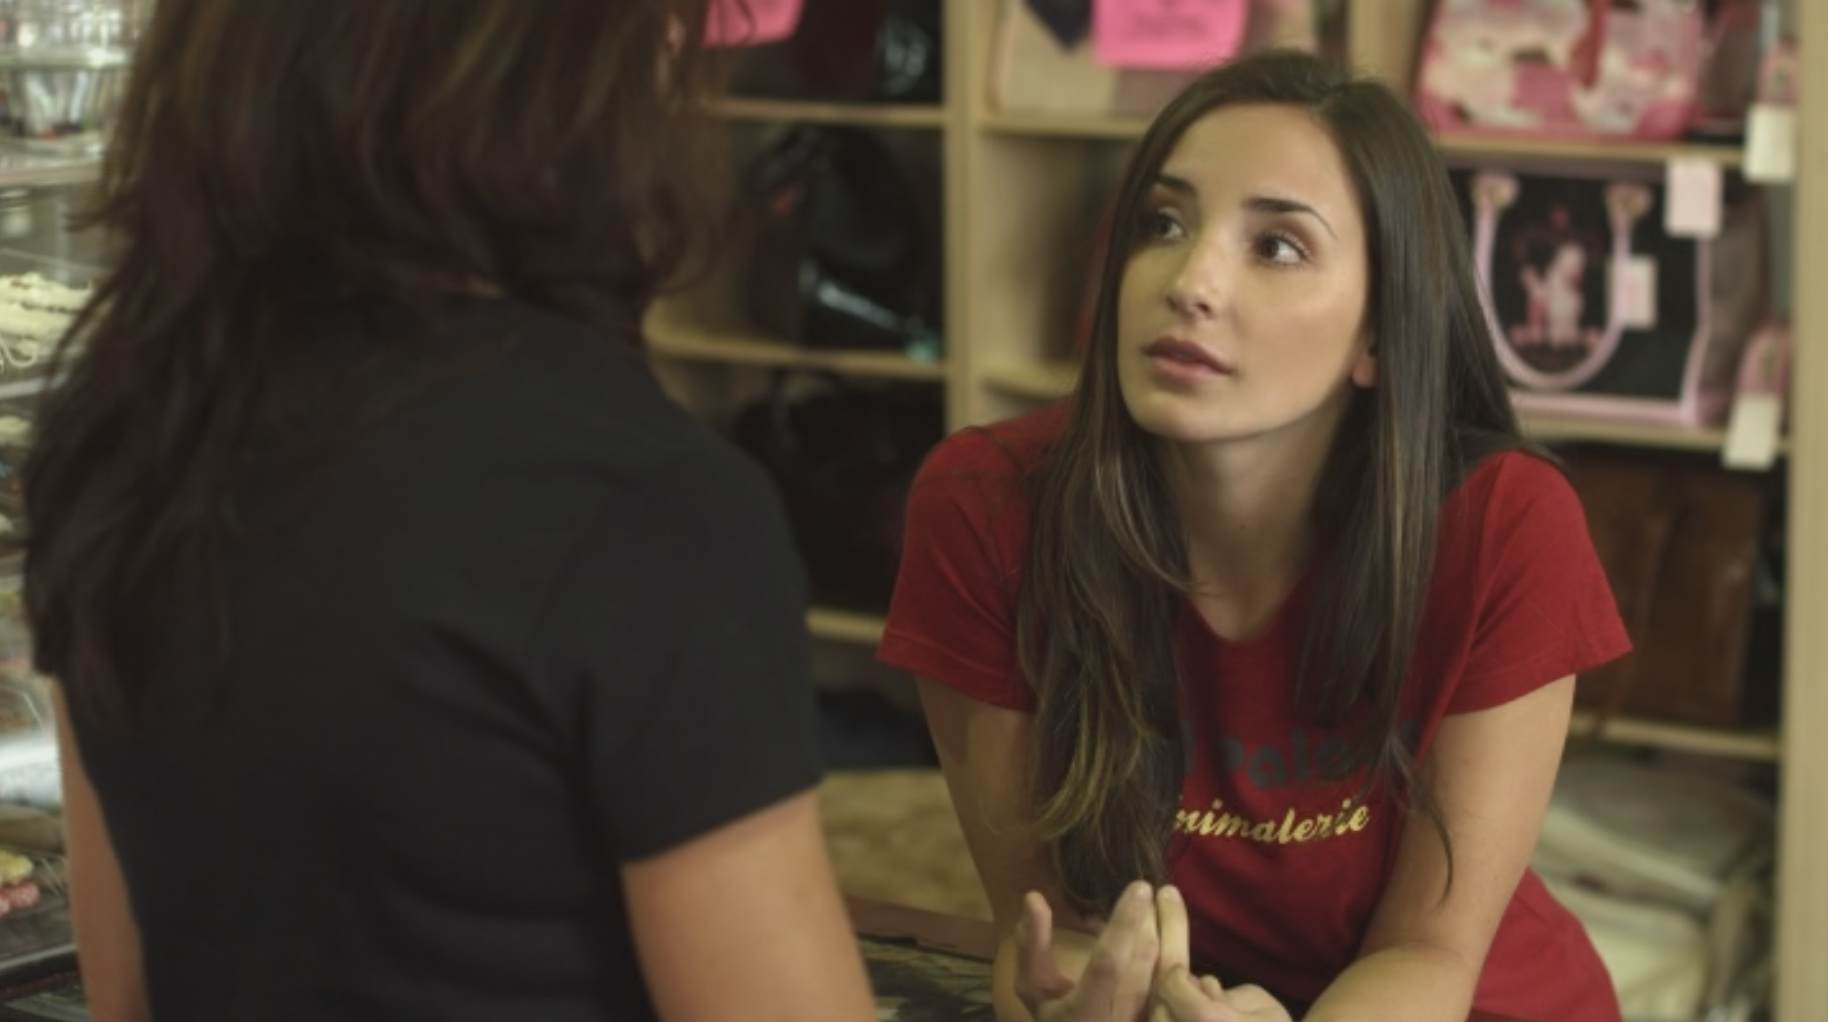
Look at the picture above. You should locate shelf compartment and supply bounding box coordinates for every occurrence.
[1435,134,1744,168]
[713,98,947,130]
[649,324,946,382]
[1569,711,1780,762]
[975,111,1149,141]
[808,606,888,646]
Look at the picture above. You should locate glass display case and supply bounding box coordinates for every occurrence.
[0,4,139,1001]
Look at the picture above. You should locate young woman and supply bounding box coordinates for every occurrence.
[880,50,1629,1022]
[24,3,876,1020]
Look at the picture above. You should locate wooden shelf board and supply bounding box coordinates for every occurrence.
[976,111,1149,141]
[808,606,888,646]
[0,149,100,190]
[0,375,47,402]
[1569,711,1780,762]
[980,360,1076,401]
[649,325,947,381]
[1521,411,1789,458]
[1435,134,1744,168]
[713,97,947,129]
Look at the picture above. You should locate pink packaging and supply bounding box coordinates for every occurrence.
[1415,0,1707,143]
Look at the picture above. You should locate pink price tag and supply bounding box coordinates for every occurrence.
[706,0,804,48]
[1092,0,1250,70]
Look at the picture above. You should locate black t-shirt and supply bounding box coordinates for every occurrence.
[68,297,824,1021]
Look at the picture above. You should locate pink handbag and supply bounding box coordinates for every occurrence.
[1415,0,1708,143]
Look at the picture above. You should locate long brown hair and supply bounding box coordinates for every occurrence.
[25,0,725,729]
[1020,50,1528,915]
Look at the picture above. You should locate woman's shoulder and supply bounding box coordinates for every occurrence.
[1447,446,1574,516]
[367,295,721,479]
[1440,446,1592,561]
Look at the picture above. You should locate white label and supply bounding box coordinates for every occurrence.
[1722,393,1783,471]
[1611,255,1658,330]
[1743,104,1798,184]
[1665,158,1723,238]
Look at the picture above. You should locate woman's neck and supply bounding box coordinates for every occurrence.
[1167,432,1332,640]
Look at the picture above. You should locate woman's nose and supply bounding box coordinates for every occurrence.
[1166,243,1227,318]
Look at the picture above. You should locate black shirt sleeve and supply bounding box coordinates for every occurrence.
[533,443,823,862]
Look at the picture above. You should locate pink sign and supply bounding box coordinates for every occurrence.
[1092,0,1249,70]
[706,0,804,48]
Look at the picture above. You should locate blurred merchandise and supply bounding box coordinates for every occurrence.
[1451,162,1769,429]
[990,0,1327,119]
[1534,752,1773,1022]
[1415,0,1706,143]
[0,0,151,154]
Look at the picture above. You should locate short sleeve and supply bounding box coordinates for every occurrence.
[1448,453,1633,714]
[538,446,823,861]
[877,429,1037,711]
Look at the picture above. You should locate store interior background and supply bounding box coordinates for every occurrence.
[0,1,1821,1020]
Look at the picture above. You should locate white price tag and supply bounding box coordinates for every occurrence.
[1664,158,1723,238]
[1611,255,1658,330]
[1743,104,1798,184]
[1722,393,1783,471]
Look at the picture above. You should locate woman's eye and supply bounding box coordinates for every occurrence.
[1257,233,1306,264]
[1139,208,1185,242]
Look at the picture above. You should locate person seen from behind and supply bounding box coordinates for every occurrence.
[24,2,877,1020]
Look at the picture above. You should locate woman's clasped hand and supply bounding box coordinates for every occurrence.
[1016,883,1293,1022]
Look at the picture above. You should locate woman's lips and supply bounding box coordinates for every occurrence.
[1144,337,1235,377]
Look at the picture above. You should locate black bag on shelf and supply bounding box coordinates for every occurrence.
[743,124,940,356]
[730,372,943,613]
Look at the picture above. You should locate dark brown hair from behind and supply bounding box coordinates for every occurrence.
[1018,49,1531,917]
[25,0,726,730]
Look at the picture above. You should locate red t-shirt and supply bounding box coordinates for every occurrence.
[879,405,1631,1022]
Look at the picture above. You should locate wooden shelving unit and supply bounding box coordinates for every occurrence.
[1433,133,1745,167]
[648,322,947,382]
[1569,712,1782,763]
[807,606,889,646]
[976,111,1149,140]
[712,97,947,130]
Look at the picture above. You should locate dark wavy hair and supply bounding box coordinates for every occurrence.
[25,0,725,729]
[1018,50,1531,916]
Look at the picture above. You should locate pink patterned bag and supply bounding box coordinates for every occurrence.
[1415,0,1708,143]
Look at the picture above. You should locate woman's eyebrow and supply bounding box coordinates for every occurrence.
[1154,173,1199,199]
[1154,174,1337,240]
[1243,195,1337,239]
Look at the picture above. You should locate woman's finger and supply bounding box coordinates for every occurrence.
[1154,885,1192,987]
[1106,880,1161,972]
[1224,983,1292,1021]
[1155,964,1232,1021]
[1075,882,1159,1015]
[1015,891,1073,1006]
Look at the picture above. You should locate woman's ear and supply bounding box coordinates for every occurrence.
[1350,337,1378,388]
